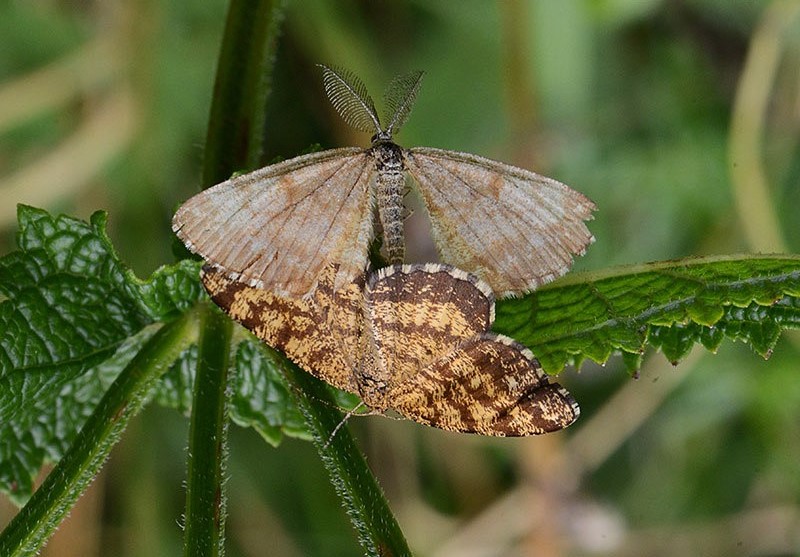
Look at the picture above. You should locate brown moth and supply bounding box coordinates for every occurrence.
[174,65,595,298]
[201,263,579,436]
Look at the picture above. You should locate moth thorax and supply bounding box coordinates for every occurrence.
[372,142,406,264]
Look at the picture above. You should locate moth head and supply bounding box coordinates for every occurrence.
[370,131,393,144]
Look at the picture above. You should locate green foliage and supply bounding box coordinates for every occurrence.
[495,256,800,374]
[0,206,308,505]
[0,314,197,557]
[0,205,200,504]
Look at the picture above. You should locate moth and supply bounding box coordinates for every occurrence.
[174,65,595,298]
[201,263,580,436]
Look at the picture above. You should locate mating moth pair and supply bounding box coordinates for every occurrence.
[173,65,594,435]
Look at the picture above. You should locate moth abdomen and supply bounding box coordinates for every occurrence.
[373,141,406,264]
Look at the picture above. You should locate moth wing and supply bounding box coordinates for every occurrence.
[309,264,370,393]
[389,334,579,436]
[365,264,494,388]
[200,264,361,394]
[404,147,595,297]
[174,148,374,298]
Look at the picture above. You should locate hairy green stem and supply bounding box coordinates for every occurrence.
[185,1,286,554]
[183,304,232,557]
[0,316,198,557]
[202,0,287,187]
[278,356,412,557]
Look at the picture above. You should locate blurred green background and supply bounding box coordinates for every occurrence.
[2,0,800,555]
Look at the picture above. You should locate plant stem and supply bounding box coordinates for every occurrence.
[0,315,198,557]
[183,304,232,557]
[202,0,287,187]
[278,357,412,557]
[185,1,285,553]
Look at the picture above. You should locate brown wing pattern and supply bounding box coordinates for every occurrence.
[404,147,595,297]
[364,264,494,390]
[202,262,579,436]
[174,148,374,297]
[200,264,362,394]
[389,334,579,436]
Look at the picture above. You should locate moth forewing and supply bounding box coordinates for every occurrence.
[402,146,596,297]
[365,265,579,435]
[172,146,374,297]
[365,263,494,386]
[199,264,361,394]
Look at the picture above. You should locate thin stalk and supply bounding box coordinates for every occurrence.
[202,0,287,187]
[185,1,286,554]
[278,356,412,557]
[183,305,233,557]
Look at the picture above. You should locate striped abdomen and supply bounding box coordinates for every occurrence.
[372,142,406,264]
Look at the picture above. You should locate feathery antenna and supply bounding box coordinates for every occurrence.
[383,70,424,137]
[319,64,382,134]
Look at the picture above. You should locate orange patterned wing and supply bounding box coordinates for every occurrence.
[174,148,375,298]
[388,334,579,436]
[200,264,363,394]
[364,264,494,394]
[403,147,595,297]
[203,262,579,436]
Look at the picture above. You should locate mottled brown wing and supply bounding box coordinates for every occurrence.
[365,264,494,390]
[200,264,362,394]
[389,334,579,436]
[174,147,374,297]
[403,147,596,297]
[307,264,369,388]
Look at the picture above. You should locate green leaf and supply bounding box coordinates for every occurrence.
[0,205,309,504]
[0,205,198,503]
[152,335,322,447]
[227,339,310,445]
[494,255,800,374]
